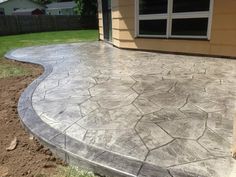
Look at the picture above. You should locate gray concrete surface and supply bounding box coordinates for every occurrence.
[5,42,236,177]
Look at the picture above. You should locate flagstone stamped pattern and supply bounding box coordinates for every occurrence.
[5,42,236,177]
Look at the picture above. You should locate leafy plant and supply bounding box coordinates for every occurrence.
[74,0,97,17]
[54,167,97,177]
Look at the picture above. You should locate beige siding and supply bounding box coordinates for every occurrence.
[97,0,103,41]
[98,0,236,58]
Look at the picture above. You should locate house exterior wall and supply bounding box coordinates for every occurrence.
[97,0,104,40]
[98,0,236,58]
[0,0,44,15]
[46,8,75,15]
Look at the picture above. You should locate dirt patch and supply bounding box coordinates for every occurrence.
[0,59,65,177]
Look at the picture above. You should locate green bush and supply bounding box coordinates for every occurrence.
[75,0,97,17]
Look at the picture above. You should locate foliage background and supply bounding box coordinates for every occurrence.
[74,0,97,17]
[33,0,97,17]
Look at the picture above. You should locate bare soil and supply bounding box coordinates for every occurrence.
[0,60,65,177]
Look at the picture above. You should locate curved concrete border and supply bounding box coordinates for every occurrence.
[4,44,236,177]
[5,48,174,177]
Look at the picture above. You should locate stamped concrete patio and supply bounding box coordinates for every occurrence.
[5,42,236,177]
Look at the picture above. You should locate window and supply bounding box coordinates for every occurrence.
[136,0,213,39]
[0,8,4,15]
[172,18,208,36]
[139,0,168,14]
[173,0,210,13]
[139,20,167,35]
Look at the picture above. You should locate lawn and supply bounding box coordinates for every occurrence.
[0,60,32,78]
[0,30,98,78]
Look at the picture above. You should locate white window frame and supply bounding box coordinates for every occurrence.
[135,0,214,40]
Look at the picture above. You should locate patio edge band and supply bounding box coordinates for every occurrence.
[4,46,207,177]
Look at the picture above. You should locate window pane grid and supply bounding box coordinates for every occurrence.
[173,0,210,13]
[137,0,213,39]
[171,11,210,19]
[139,0,168,15]
[170,35,208,39]
[171,18,208,36]
[139,19,168,36]
[139,14,168,20]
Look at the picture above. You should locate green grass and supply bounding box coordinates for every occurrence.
[53,167,97,177]
[0,30,98,57]
[34,166,99,177]
[0,30,98,78]
[0,62,31,78]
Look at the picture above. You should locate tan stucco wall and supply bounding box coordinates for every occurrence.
[98,0,236,58]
